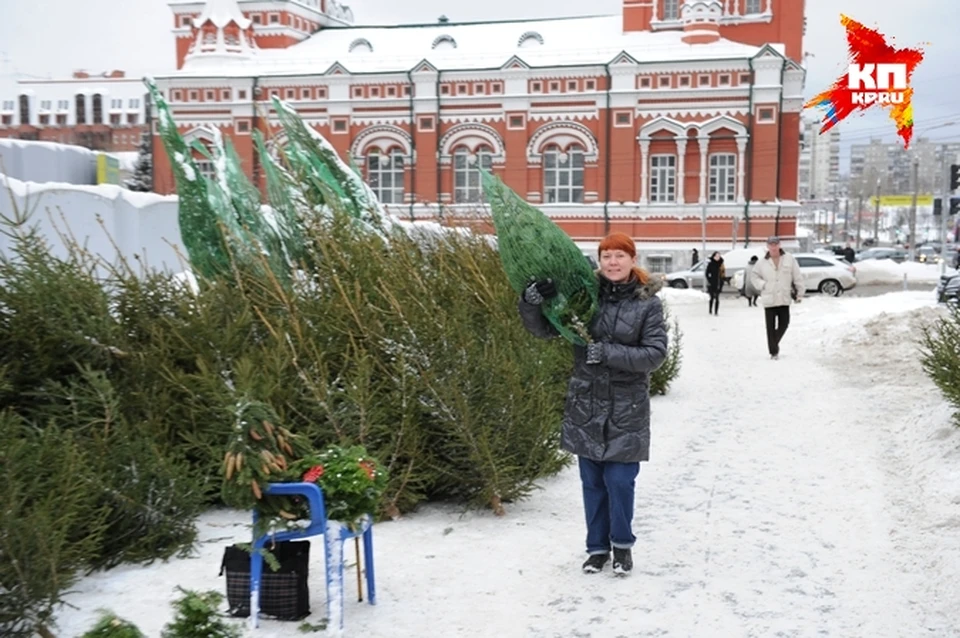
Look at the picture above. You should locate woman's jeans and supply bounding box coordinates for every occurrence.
[578,456,640,554]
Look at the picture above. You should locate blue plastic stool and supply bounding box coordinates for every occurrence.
[249,482,376,631]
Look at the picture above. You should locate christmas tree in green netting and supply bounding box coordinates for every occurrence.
[270,97,395,238]
[480,169,598,345]
[145,78,290,283]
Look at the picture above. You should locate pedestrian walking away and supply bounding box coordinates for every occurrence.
[705,251,725,315]
[749,236,804,360]
[517,232,669,576]
[691,248,700,268]
[742,255,760,307]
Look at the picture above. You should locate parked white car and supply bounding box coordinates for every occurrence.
[732,253,857,297]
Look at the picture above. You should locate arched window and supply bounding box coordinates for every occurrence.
[432,35,457,50]
[18,95,29,126]
[366,148,404,204]
[349,38,373,53]
[518,31,544,48]
[75,94,86,124]
[92,94,103,125]
[543,143,584,203]
[453,145,493,204]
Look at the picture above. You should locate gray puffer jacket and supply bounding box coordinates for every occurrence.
[518,273,669,462]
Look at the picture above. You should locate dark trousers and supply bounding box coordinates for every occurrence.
[764,305,791,355]
[708,290,721,314]
[748,295,759,307]
[579,457,640,554]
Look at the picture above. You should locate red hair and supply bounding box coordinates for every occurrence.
[597,232,650,285]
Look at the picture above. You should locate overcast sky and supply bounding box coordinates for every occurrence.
[1,0,957,167]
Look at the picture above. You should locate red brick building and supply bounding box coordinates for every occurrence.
[164,0,809,267]
[0,70,148,153]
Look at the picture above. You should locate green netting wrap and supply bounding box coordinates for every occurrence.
[146,78,228,280]
[480,169,598,345]
[270,97,395,238]
[253,129,308,267]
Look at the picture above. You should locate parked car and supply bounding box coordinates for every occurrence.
[732,253,857,297]
[857,247,908,263]
[937,272,960,305]
[665,247,765,290]
[666,260,708,289]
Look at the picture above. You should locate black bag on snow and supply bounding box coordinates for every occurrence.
[219,540,310,620]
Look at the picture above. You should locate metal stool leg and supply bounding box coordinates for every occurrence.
[363,525,376,605]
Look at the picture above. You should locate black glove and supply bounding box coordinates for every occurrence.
[585,342,604,365]
[523,279,558,305]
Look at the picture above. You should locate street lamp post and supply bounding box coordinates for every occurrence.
[873,177,881,244]
[910,121,956,262]
[940,149,959,276]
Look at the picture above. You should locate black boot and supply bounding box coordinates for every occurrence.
[582,552,610,574]
[612,548,633,575]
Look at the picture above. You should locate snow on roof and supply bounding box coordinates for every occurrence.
[177,15,773,76]
[195,0,252,30]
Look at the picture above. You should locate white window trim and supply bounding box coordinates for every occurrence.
[507,114,526,130]
[542,145,585,204]
[453,146,494,204]
[613,111,632,128]
[677,75,692,88]
[698,75,711,87]
[708,152,737,203]
[418,116,435,132]
[756,106,777,124]
[649,154,677,204]
[365,149,405,205]
[658,76,671,88]
[331,117,349,134]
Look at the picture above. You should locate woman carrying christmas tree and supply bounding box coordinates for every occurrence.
[518,232,668,576]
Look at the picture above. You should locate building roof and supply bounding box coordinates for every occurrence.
[174,14,775,77]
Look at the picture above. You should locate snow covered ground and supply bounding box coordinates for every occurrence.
[51,290,960,638]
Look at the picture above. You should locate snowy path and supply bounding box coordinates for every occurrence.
[52,293,960,638]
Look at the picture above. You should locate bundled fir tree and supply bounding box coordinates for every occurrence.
[160,589,240,638]
[125,132,153,192]
[920,303,960,425]
[80,611,145,638]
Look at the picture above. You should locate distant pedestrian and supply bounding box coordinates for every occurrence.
[691,248,700,268]
[749,236,805,360]
[705,251,724,315]
[954,247,959,270]
[741,255,760,306]
[843,243,856,264]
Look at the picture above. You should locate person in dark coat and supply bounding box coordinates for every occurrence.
[518,232,668,576]
[842,243,856,264]
[705,251,724,315]
[691,248,700,268]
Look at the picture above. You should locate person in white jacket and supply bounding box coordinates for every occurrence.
[749,236,804,360]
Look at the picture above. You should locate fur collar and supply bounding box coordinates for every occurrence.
[595,271,664,301]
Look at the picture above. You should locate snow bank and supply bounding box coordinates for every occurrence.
[0,174,185,274]
[660,286,709,305]
[794,290,940,351]
[0,137,99,184]
[854,258,957,285]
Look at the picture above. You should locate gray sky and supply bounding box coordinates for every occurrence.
[1,0,957,167]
